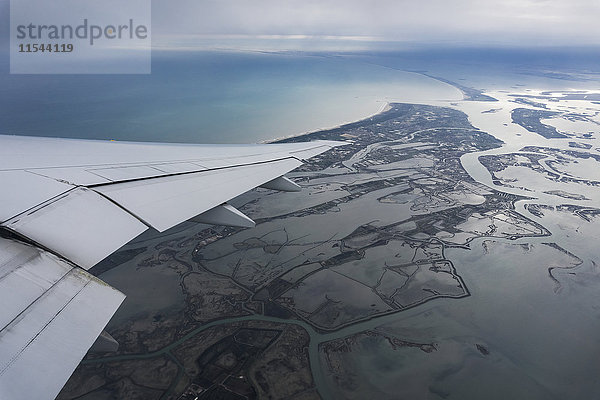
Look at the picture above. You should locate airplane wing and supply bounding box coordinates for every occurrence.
[0,134,346,400]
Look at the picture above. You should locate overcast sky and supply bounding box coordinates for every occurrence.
[150,0,600,49]
[1,0,599,51]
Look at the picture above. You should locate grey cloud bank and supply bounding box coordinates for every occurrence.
[1,0,598,53]
[150,0,600,49]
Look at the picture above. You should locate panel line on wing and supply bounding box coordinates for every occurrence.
[95,158,304,232]
[0,248,74,332]
[0,171,75,224]
[0,247,39,282]
[0,263,81,335]
[0,270,91,376]
[0,157,211,172]
[1,188,148,270]
[0,236,126,400]
[84,156,296,188]
[90,189,156,229]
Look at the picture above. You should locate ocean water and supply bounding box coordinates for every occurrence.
[356,47,600,90]
[0,51,460,144]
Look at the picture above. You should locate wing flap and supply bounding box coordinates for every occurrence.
[95,158,303,232]
[0,240,72,330]
[0,238,125,400]
[1,188,148,270]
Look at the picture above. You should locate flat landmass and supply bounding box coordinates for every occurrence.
[59,102,566,400]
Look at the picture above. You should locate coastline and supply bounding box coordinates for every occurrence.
[264,101,392,144]
[263,72,463,145]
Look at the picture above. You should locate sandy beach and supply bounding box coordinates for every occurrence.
[264,101,392,143]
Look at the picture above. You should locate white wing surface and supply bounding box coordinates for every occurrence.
[0,134,346,400]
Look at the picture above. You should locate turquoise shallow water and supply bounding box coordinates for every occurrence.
[2,48,599,144]
[0,51,460,143]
